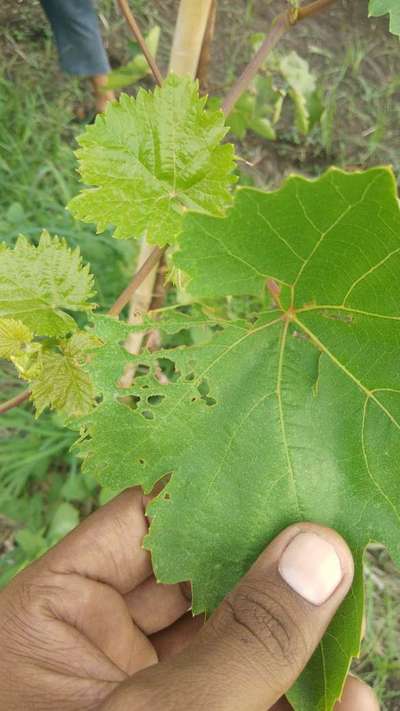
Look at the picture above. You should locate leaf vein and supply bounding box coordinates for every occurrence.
[293,173,382,288]
[361,397,400,524]
[277,319,303,518]
[342,246,400,305]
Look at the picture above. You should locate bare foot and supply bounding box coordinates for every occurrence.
[90,73,115,113]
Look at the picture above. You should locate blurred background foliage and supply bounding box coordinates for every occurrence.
[0,0,399,706]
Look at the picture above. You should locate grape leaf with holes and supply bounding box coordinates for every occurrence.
[0,231,95,337]
[369,0,400,37]
[68,75,236,245]
[77,167,400,711]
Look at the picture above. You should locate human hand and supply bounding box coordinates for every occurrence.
[0,488,378,710]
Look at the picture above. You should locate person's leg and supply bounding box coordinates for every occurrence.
[39,0,115,111]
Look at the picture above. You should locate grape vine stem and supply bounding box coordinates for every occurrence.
[116,0,163,86]
[0,388,31,415]
[108,246,166,318]
[222,0,337,116]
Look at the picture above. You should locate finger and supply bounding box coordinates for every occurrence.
[125,575,190,634]
[150,612,205,660]
[49,572,158,675]
[101,523,354,711]
[335,675,379,710]
[41,487,152,593]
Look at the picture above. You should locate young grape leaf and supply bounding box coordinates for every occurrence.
[0,317,42,383]
[0,232,95,336]
[77,167,400,711]
[30,332,98,418]
[68,74,236,245]
[369,0,400,37]
[279,51,316,135]
[0,318,33,359]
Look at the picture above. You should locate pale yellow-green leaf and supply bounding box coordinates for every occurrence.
[280,52,316,135]
[0,231,95,337]
[0,318,33,359]
[30,333,97,417]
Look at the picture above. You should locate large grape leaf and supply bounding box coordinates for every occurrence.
[0,232,95,336]
[369,0,400,37]
[68,74,236,245]
[77,167,400,711]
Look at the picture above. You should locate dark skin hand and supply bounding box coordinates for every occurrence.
[0,488,379,710]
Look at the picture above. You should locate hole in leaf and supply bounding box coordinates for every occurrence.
[197,378,210,398]
[158,357,180,382]
[139,458,145,465]
[204,396,216,407]
[116,394,140,409]
[197,378,217,407]
[147,394,165,406]
[185,372,195,382]
[141,410,154,420]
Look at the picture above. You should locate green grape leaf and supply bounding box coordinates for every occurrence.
[0,318,33,359]
[77,167,400,711]
[0,231,95,337]
[68,74,236,245]
[369,0,400,36]
[30,332,97,417]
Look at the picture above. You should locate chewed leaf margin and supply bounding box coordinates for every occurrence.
[369,0,400,37]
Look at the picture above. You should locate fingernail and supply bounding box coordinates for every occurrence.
[278,532,343,605]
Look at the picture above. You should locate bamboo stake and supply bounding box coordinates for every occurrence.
[119,241,163,386]
[121,0,215,387]
[169,0,214,76]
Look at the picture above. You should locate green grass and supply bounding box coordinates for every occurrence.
[0,8,137,582]
[0,71,137,310]
[354,549,400,708]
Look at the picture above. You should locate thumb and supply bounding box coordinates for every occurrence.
[103,523,354,711]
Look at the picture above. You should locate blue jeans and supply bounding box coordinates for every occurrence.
[40,0,110,76]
